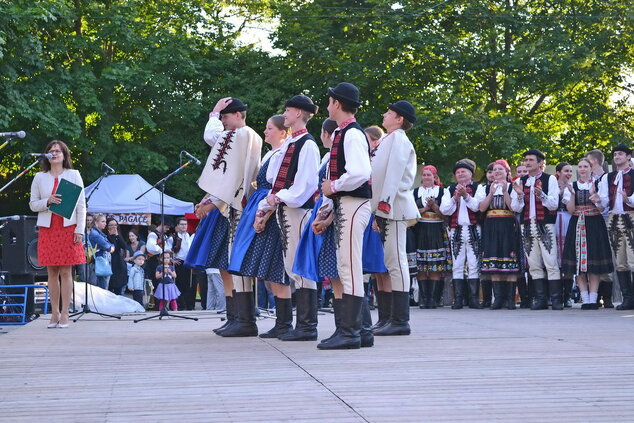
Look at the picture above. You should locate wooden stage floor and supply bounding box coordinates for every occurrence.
[2,306,634,422]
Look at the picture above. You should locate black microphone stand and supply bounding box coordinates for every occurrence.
[70,168,121,321]
[134,159,198,323]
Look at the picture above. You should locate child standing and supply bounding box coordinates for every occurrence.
[154,252,181,311]
[127,251,146,307]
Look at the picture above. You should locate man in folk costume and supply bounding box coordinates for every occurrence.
[440,161,483,309]
[510,149,561,310]
[196,97,262,336]
[370,101,420,336]
[256,95,321,341]
[595,144,634,310]
[319,82,373,350]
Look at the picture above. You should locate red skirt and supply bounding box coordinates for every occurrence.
[38,213,86,266]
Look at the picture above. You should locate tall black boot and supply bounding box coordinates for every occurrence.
[317,294,362,350]
[490,282,505,310]
[213,294,236,334]
[468,279,482,309]
[373,291,411,336]
[462,280,470,306]
[423,281,436,309]
[360,299,374,348]
[259,297,293,339]
[481,279,492,308]
[598,281,614,308]
[370,291,391,330]
[530,279,548,310]
[517,276,530,308]
[320,298,341,343]
[506,282,517,310]
[279,288,318,341]
[563,278,574,308]
[417,280,427,309]
[452,279,464,309]
[549,279,564,310]
[616,271,634,310]
[219,291,258,337]
[432,279,444,308]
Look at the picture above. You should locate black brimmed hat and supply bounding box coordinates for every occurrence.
[327,82,362,108]
[612,144,632,155]
[285,95,318,114]
[453,161,474,174]
[388,100,417,124]
[220,98,248,114]
[523,148,546,161]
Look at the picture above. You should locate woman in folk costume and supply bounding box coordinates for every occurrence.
[475,159,520,309]
[256,95,321,342]
[191,97,262,337]
[226,115,287,335]
[412,165,451,309]
[561,158,614,309]
[555,162,575,307]
[369,100,420,337]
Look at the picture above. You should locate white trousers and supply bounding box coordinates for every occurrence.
[277,205,317,290]
[524,221,560,280]
[381,219,410,292]
[334,197,371,297]
[449,225,481,279]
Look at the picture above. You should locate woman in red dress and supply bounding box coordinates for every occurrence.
[29,140,86,328]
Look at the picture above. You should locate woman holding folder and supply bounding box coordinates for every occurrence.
[29,140,86,328]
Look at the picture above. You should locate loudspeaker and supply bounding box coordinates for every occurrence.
[1,216,47,277]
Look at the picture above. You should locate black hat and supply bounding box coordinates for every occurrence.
[612,144,632,155]
[388,100,417,124]
[523,148,546,161]
[452,161,474,175]
[220,98,248,114]
[285,95,318,114]
[327,82,362,108]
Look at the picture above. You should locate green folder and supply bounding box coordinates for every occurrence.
[49,178,82,219]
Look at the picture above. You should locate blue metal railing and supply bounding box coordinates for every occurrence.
[0,284,49,325]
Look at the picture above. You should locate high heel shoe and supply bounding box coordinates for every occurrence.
[48,316,60,329]
[57,316,69,328]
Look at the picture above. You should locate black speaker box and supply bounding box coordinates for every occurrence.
[1,216,47,277]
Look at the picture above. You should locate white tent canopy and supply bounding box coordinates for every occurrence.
[85,174,194,215]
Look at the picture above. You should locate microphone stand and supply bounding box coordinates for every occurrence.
[0,135,18,153]
[0,158,41,193]
[134,159,198,323]
[70,168,121,321]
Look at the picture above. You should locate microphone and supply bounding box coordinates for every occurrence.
[29,153,53,159]
[102,162,116,174]
[0,131,26,138]
[182,151,201,165]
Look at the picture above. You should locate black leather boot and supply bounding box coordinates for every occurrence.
[417,279,427,309]
[213,294,235,334]
[462,281,470,306]
[360,299,374,348]
[506,282,516,310]
[452,279,464,309]
[616,271,634,310]
[432,280,444,307]
[370,291,391,330]
[530,279,548,310]
[219,291,258,337]
[320,298,341,343]
[317,294,362,350]
[481,279,492,308]
[259,297,293,339]
[373,291,411,336]
[563,278,574,308]
[279,288,318,341]
[549,279,564,310]
[424,281,436,309]
[517,276,530,308]
[598,281,614,308]
[468,279,482,309]
[490,282,505,310]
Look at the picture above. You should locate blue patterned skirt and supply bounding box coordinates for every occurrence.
[228,189,285,283]
[362,214,388,274]
[185,209,223,271]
